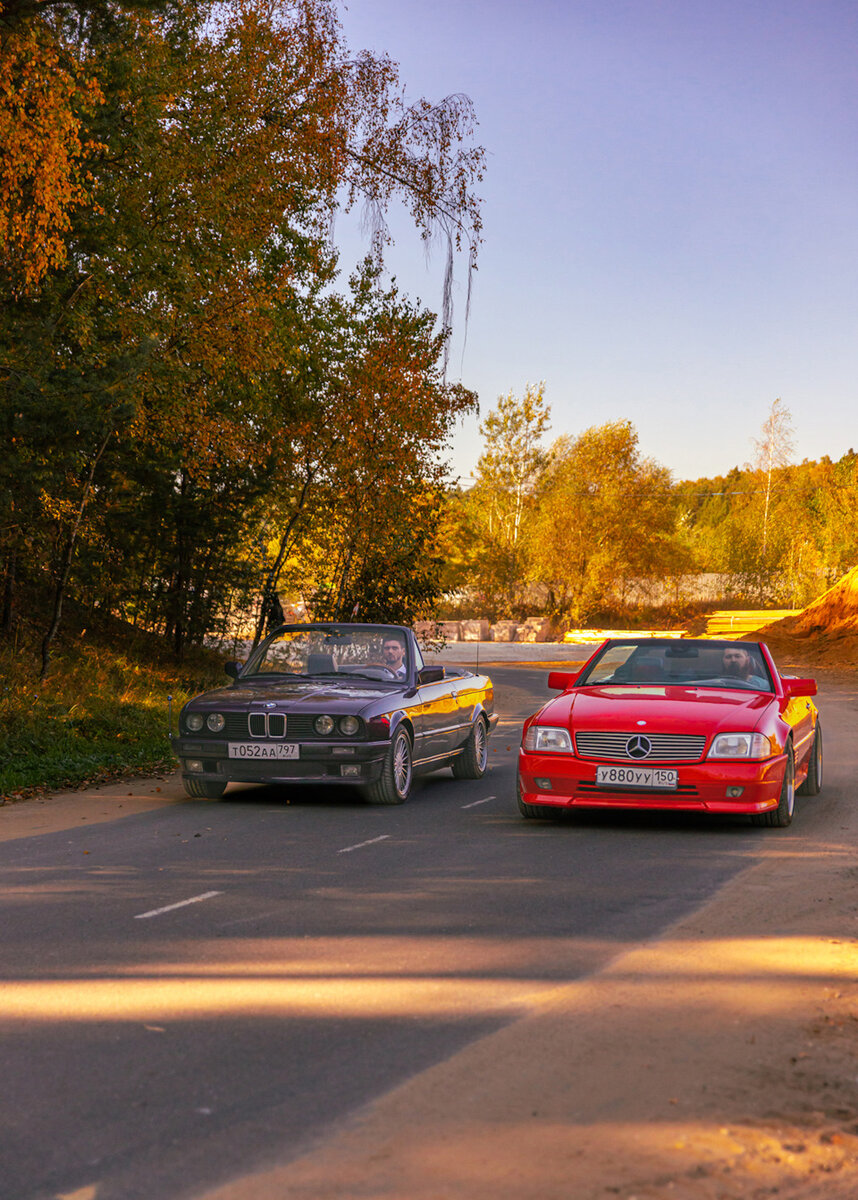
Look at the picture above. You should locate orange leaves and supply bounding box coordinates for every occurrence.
[0,11,104,295]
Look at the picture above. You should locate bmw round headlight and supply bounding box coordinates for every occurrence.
[314,715,335,735]
[207,713,225,732]
[339,715,360,736]
[186,713,204,732]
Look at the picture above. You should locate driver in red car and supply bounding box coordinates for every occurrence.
[722,645,767,687]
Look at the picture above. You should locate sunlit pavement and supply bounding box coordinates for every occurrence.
[192,674,858,1200]
[197,832,858,1200]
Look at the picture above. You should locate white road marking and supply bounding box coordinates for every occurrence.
[462,796,496,809]
[134,891,223,920]
[338,835,390,854]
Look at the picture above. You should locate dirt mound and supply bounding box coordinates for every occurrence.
[754,566,858,667]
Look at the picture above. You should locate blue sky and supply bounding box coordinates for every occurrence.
[335,0,858,484]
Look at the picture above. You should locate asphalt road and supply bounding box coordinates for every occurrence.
[0,664,844,1200]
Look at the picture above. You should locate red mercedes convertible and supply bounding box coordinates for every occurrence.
[518,638,821,827]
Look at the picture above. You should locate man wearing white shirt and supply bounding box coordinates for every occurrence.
[381,634,408,679]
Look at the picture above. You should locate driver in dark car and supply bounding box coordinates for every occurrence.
[381,634,408,679]
[722,645,767,687]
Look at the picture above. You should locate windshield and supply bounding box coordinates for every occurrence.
[575,639,773,692]
[242,625,410,682]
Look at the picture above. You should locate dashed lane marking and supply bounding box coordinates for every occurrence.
[462,796,496,809]
[337,835,390,854]
[134,891,223,920]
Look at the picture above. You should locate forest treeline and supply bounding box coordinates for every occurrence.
[1,0,483,669]
[443,386,858,624]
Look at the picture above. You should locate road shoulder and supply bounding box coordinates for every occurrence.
[0,773,184,843]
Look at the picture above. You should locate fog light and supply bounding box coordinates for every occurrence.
[340,765,362,778]
[726,786,744,798]
[185,760,204,773]
[535,778,553,790]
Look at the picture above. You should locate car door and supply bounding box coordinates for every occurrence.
[414,675,461,763]
[782,688,816,770]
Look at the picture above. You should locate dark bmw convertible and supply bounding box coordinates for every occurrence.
[173,623,498,804]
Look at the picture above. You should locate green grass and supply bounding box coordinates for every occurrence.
[0,632,228,800]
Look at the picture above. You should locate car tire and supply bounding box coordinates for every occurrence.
[517,779,555,820]
[752,744,795,828]
[183,777,226,799]
[451,716,489,779]
[363,727,413,805]
[797,721,823,796]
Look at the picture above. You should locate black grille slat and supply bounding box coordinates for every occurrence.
[578,780,699,795]
[574,732,706,761]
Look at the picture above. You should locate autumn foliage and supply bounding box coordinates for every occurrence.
[0,0,484,665]
[0,4,104,293]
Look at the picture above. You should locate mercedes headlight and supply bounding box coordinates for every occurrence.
[523,725,573,754]
[707,732,772,759]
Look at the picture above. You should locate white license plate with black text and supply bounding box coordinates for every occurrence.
[596,765,677,789]
[228,743,299,760]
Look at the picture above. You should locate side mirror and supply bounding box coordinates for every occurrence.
[782,677,817,698]
[548,670,578,691]
[225,661,242,679]
[418,665,445,685]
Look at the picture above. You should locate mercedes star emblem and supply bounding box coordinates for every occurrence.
[626,734,652,759]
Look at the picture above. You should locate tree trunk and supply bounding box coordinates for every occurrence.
[40,429,113,678]
[2,550,15,635]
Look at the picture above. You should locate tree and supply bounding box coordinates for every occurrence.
[275,266,477,626]
[752,397,794,562]
[468,383,550,614]
[0,0,485,660]
[531,420,684,622]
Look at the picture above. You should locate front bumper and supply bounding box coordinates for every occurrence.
[518,750,787,813]
[172,735,390,787]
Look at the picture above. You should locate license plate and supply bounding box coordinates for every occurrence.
[228,742,299,760]
[595,765,677,789]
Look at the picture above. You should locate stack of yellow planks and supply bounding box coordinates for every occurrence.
[704,610,799,639]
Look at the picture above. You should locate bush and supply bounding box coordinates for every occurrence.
[0,620,227,800]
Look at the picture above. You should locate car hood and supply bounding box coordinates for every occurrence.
[539,685,774,734]
[187,679,400,714]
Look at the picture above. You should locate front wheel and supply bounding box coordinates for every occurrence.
[363,727,413,805]
[752,745,794,828]
[452,716,489,779]
[797,722,823,796]
[517,779,557,820]
[183,777,226,799]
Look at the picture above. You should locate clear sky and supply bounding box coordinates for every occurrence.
[335,0,858,485]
